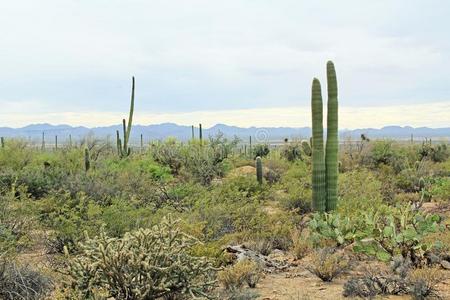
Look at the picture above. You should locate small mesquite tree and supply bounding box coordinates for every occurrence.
[116,76,135,158]
[311,61,339,212]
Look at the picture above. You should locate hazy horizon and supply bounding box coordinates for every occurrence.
[1,1,449,128]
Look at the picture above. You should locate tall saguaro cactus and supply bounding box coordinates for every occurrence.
[256,156,263,185]
[84,148,91,172]
[310,61,339,212]
[199,123,203,142]
[311,78,327,212]
[116,77,135,158]
[1,137,4,148]
[325,61,338,211]
[41,132,45,151]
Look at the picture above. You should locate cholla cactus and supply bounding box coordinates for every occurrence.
[65,215,217,299]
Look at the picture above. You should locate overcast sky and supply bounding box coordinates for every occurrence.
[1,0,449,128]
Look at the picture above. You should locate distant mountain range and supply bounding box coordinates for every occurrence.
[0,123,448,144]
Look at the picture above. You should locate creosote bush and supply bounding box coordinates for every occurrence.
[65,215,217,300]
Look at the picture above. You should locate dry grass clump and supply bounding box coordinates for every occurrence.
[408,267,444,300]
[218,259,262,290]
[306,247,350,282]
[290,229,311,260]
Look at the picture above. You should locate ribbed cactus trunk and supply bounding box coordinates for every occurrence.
[325,61,338,211]
[256,156,263,185]
[55,135,58,151]
[140,134,143,153]
[199,123,203,142]
[191,125,195,140]
[249,136,252,157]
[41,132,45,151]
[311,78,326,212]
[84,148,90,172]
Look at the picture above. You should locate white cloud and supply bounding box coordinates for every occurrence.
[0,0,449,124]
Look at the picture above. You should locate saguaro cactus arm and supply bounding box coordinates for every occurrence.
[126,76,135,142]
[311,78,326,212]
[325,61,339,211]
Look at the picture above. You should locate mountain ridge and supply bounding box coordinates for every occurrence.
[0,123,448,142]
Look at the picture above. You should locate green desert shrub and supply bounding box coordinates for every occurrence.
[280,141,302,161]
[277,161,311,213]
[0,184,37,254]
[151,137,184,174]
[65,216,217,300]
[430,177,450,203]
[252,144,270,159]
[338,168,384,217]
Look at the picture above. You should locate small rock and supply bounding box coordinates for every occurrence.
[441,260,450,269]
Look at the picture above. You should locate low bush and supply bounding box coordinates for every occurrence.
[408,267,444,300]
[290,229,311,260]
[218,259,262,290]
[0,259,52,300]
[306,248,350,282]
[343,268,409,298]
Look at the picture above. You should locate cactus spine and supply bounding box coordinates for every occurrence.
[116,77,135,158]
[256,156,263,184]
[311,61,339,212]
[84,148,90,172]
[311,78,327,212]
[325,61,338,211]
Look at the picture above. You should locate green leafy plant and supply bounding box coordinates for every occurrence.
[353,206,442,263]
